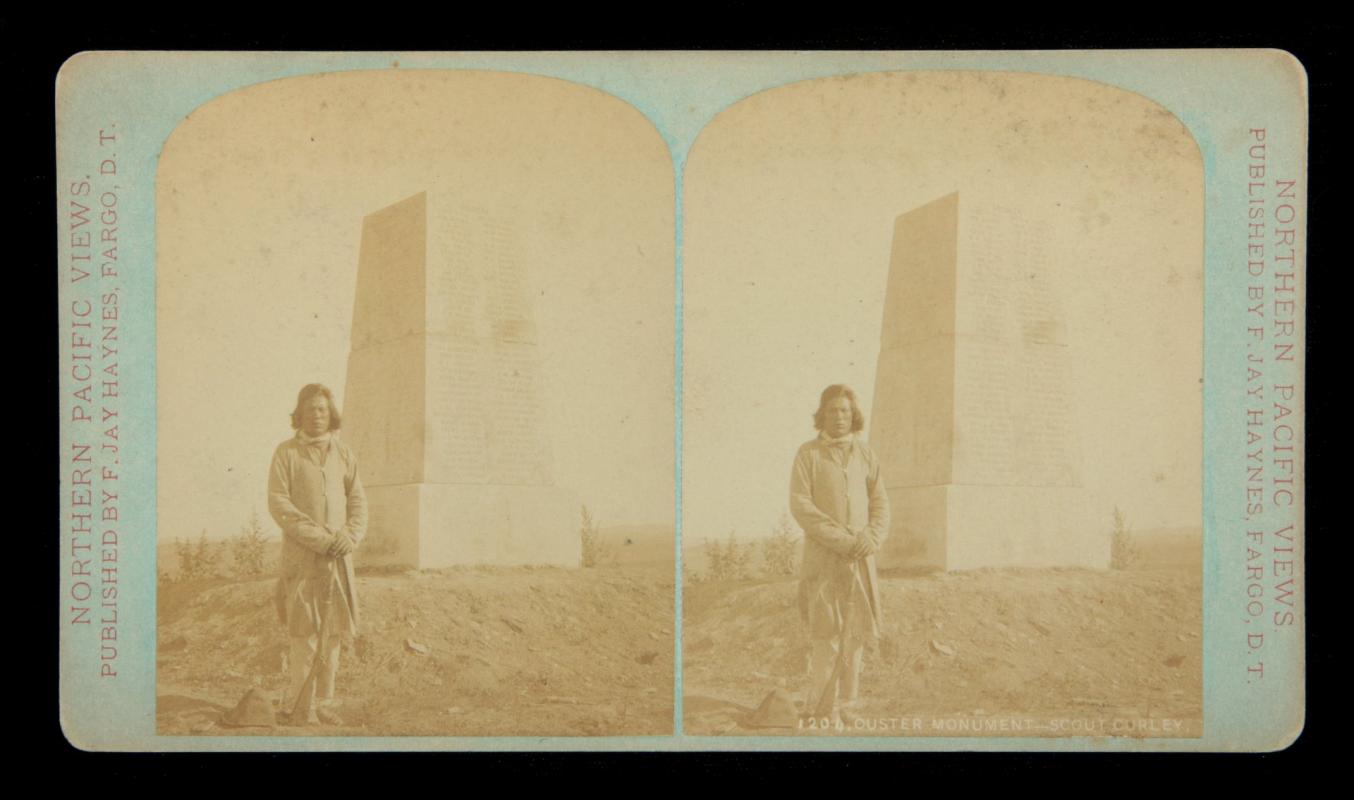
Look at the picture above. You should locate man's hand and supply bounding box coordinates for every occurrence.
[848,531,876,560]
[328,534,355,558]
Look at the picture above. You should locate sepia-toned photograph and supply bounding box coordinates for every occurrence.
[681,71,1205,736]
[152,70,676,736]
[57,50,1305,752]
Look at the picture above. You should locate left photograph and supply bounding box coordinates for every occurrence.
[153,70,675,736]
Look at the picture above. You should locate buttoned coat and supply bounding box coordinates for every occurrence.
[268,434,367,638]
[789,435,890,642]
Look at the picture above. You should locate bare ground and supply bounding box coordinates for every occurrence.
[157,562,674,737]
[683,565,1202,738]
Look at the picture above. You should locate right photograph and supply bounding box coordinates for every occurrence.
[682,71,1204,737]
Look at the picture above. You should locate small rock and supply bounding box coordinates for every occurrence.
[457,665,500,694]
[220,687,276,728]
[648,632,660,641]
[933,621,944,630]
[637,651,659,665]
[446,707,464,715]
[250,641,289,673]
[688,636,715,653]
[746,688,798,728]
[1163,654,1185,668]
[405,638,431,656]
[545,695,579,705]
[930,640,955,657]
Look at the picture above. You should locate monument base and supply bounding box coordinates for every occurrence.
[357,483,580,569]
[879,485,1106,572]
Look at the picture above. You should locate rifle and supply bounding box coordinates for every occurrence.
[291,562,340,725]
[812,559,872,721]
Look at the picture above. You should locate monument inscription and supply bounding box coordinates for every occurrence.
[871,192,1102,571]
[343,192,577,568]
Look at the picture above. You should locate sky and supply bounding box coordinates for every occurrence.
[682,70,1204,545]
[156,70,674,541]
[155,68,1205,549]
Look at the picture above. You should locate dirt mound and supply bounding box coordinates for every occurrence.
[683,566,1202,737]
[158,563,673,736]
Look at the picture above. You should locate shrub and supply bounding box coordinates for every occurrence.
[580,505,610,568]
[1110,506,1140,570]
[172,536,194,580]
[704,530,754,581]
[231,510,271,577]
[197,531,223,577]
[699,537,721,581]
[689,518,802,584]
[174,530,224,580]
[761,513,802,576]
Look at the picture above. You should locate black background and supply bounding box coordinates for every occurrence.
[23,16,1332,782]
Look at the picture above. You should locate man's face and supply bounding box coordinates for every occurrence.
[302,395,332,437]
[824,396,854,438]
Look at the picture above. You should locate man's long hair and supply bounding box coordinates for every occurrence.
[290,383,342,431]
[812,384,865,433]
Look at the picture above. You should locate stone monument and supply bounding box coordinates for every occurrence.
[343,191,578,568]
[870,192,1105,571]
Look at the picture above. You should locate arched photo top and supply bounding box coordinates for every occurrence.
[682,67,1205,574]
[686,69,1202,188]
[681,67,1212,741]
[154,67,677,576]
[159,67,671,177]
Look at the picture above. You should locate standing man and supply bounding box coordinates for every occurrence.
[268,383,367,726]
[789,384,890,724]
